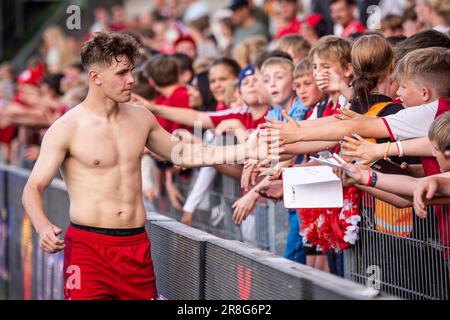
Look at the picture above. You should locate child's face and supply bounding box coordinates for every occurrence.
[312,53,351,93]
[262,65,294,107]
[431,140,450,172]
[209,64,237,103]
[240,74,259,106]
[396,78,428,108]
[293,74,324,108]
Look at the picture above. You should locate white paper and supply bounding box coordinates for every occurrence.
[282,166,343,209]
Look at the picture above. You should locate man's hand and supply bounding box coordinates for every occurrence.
[340,133,383,164]
[260,111,301,147]
[413,177,439,219]
[38,224,65,253]
[232,190,259,225]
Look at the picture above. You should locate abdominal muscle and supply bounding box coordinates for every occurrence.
[61,158,147,229]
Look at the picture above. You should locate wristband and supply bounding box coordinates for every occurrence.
[371,171,378,187]
[396,140,404,157]
[383,141,391,160]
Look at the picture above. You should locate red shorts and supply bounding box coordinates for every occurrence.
[63,224,157,300]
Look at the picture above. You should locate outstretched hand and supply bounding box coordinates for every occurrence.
[232,190,258,225]
[413,177,438,219]
[333,163,369,187]
[335,109,365,121]
[259,110,301,148]
[340,133,382,164]
[241,160,258,191]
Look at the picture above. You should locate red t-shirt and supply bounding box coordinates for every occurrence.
[208,106,268,130]
[0,94,34,144]
[341,19,366,38]
[215,101,229,112]
[321,97,342,117]
[155,86,191,134]
[275,17,301,40]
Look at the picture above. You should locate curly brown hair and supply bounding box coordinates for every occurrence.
[80,31,141,70]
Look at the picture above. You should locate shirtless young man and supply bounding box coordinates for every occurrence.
[21,32,265,300]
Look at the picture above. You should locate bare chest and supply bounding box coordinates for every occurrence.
[68,120,147,168]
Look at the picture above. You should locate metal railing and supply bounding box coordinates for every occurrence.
[344,193,450,300]
[0,164,389,300]
[155,168,290,256]
[158,166,450,300]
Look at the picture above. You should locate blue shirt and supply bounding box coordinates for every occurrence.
[266,97,309,122]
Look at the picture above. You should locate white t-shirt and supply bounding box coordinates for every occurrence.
[381,99,447,141]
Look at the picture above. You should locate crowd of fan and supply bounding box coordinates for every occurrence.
[1,0,450,278]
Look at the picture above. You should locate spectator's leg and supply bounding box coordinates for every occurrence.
[327,249,338,275]
[336,250,345,278]
[285,210,306,264]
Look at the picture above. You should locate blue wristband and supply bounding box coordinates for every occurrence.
[371,171,378,187]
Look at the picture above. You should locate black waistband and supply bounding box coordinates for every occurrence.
[70,222,145,236]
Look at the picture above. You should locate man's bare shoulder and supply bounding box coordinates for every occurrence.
[123,103,153,116]
[43,106,80,144]
[123,103,158,125]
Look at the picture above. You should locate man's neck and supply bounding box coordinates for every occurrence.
[158,83,180,98]
[83,88,120,120]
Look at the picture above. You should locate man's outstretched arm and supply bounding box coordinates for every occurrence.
[146,112,267,168]
[22,119,70,253]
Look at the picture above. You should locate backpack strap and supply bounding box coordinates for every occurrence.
[364,101,393,117]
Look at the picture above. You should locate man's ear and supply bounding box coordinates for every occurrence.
[89,69,101,86]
